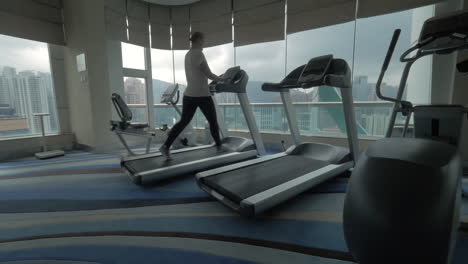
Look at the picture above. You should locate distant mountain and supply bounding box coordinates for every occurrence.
[245,80,281,103]
[153,79,289,104]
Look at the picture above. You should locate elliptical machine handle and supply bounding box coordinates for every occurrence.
[171,90,180,105]
[376,29,401,102]
[382,29,401,71]
[376,29,413,115]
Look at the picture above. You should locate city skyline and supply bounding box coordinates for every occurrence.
[0,61,400,139]
[122,74,401,137]
[0,35,51,73]
[0,65,58,137]
[123,74,403,105]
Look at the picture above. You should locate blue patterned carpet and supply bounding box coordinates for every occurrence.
[0,151,467,264]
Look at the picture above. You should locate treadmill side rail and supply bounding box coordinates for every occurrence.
[122,144,214,162]
[240,162,353,216]
[136,150,258,184]
[196,152,287,180]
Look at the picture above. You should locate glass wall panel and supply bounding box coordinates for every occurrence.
[121,42,146,70]
[354,5,435,136]
[151,48,178,128]
[123,77,147,122]
[147,4,437,140]
[286,21,356,136]
[173,49,188,87]
[0,34,59,138]
[235,40,287,132]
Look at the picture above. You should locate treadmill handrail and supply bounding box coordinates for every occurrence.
[261,55,352,92]
[209,66,246,93]
[262,82,302,91]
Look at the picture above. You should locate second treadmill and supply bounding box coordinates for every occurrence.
[196,55,360,216]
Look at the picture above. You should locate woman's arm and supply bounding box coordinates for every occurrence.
[200,60,224,82]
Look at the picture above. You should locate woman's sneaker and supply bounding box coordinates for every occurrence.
[159,145,172,160]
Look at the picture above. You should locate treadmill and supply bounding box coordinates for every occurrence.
[196,55,360,216]
[121,66,266,185]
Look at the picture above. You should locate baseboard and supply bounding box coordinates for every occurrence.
[74,143,93,152]
[0,133,74,161]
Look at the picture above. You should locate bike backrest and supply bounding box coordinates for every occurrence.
[112,93,132,122]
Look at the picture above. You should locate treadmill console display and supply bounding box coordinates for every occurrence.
[160,84,179,104]
[418,11,468,53]
[298,55,333,84]
[419,11,468,44]
[222,66,241,82]
[281,65,306,86]
[210,66,248,94]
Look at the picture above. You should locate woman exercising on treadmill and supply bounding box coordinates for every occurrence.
[159,32,225,159]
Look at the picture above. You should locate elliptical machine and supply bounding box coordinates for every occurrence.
[343,11,468,264]
[110,84,196,156]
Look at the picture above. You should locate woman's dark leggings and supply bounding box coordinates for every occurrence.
[164,95,221,148]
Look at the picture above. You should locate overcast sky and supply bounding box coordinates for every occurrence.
[144,7,430,87]
[0,6,432,91]
[0,35,50,73]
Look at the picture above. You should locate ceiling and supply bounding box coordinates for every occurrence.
[142,0,201,6]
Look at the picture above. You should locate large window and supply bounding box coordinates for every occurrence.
[123,77,147,122]
[353,5,435,136]
[354,6,434,104]
[121,42,153,124]
[141,3,439,139]
[173,50,188,87]
[204,43,235,76]
[122,42,146,70]
[0,34,59,138]
[286,21,356,135]
[151,49,179,128]
[235,40,287,133]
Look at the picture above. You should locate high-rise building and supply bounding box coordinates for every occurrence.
[1,67,20,110]
[3,66,16,78]
[38,72,59,132]
[124,78,146,104]
[353,75,370,101]
[18,70,52,134]
[0,76,10,105]
[15,75,33,118]
[367,82,406,101]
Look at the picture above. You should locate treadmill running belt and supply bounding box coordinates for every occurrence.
[124,147,233,174]
[202,155,329,203]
